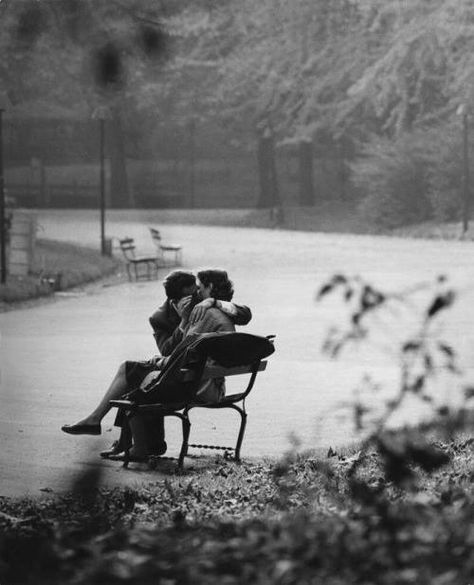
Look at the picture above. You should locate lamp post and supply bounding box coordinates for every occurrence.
[92,106,111,255]
[0,91,11,284]
[457,103,471,234]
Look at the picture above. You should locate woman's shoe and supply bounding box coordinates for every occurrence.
[61,423,101,436]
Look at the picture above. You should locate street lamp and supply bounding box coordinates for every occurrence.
[457,103,471,234]
[92,105,112,255]
[0,91,11,284]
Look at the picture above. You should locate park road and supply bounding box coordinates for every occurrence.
[2,210,474,497]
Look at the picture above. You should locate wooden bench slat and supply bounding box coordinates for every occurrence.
[180,360,267,382]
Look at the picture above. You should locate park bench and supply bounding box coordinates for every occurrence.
[149,227,183,267]
[109,332,275,469]
[118,237,161,281]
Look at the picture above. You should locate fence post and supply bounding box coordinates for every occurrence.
[8,211,37,276]
[41,164,49,207]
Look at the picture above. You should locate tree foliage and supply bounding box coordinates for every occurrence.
[155,0,474,146]
[3,1,474,145]
[2,0,474,218]
[318,273,474,484]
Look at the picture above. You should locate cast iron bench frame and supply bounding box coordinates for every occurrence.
[109,359,269,469]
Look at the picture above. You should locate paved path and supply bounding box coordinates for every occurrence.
[2,210,474,497]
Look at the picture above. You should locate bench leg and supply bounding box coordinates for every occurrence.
[234,409,247,462]
[178,416,191,469]
[121,417,133,468]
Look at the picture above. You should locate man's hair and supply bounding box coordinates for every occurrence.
[197,269,234,301]
[163,270,195,301]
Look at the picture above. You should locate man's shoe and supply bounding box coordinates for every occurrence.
[108,451,149,463]
[61,423,101,436]
[100,440,127,459]
[149,441,167,456]
[107,442,167,463]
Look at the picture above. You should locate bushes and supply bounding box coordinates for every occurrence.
[353,123,467,229]
[353,132,432,229]
[33,239,120,289]
[0,239,120,305]
[1,445,474,584]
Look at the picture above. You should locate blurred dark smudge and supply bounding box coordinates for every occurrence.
[16,3,46,47]
[93,41,124,89]
[70,465,103,505]
[138,23,169,59]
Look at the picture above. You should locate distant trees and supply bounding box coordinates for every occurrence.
[181,0,474,142]
[2,0,474,221]
[352,121,470,229]
[159,0,474,222]
[352,132,434,229]
[3,0,474,151]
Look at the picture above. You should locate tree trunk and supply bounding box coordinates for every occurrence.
[188,117,196,208]
[338,137,350,201]
[298,139,314,206]
[256,125,279,209]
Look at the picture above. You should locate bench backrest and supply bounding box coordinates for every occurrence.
[149,228,162,245]
[119,238,137,261]
[191,332,275,368]
[134,332,275,405]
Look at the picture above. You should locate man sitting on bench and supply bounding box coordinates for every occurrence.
[61,269,247,460]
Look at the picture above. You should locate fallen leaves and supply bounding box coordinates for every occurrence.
[0,444,473,584]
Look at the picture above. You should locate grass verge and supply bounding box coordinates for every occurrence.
[0,439,473,584]
[0,238,121,307]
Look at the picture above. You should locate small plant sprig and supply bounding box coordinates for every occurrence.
[318,273,474,486]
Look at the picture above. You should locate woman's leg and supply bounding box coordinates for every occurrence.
[61,362,129,435]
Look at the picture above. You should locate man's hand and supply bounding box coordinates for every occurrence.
[149,355,165,368]
[189,298,214,325]
[174,295,195,329]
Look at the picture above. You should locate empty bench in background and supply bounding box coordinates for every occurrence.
[109,332,276,469]
[119,237,161,281]
[149,227,183,267]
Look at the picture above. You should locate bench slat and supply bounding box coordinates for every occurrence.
[180,360,267,382]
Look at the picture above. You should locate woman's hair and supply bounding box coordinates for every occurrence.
[197,269,234,301]
[163,270,195,301]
